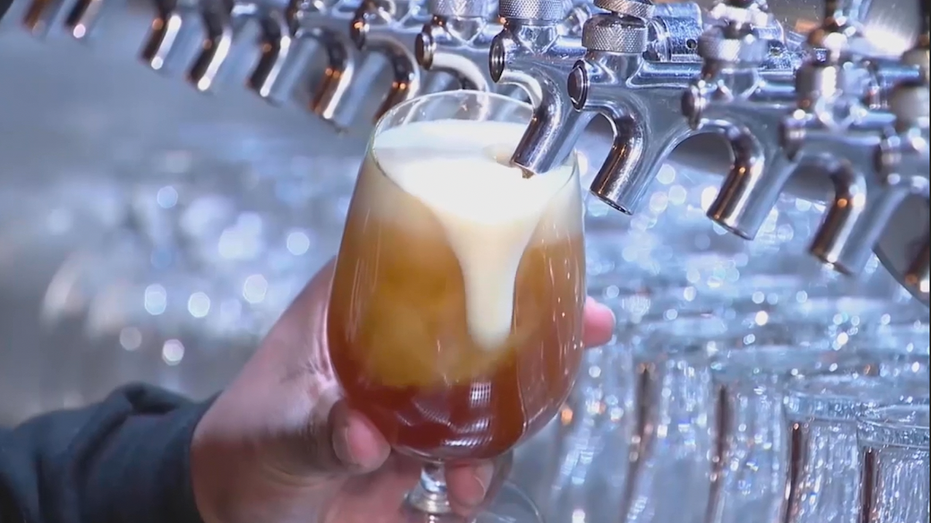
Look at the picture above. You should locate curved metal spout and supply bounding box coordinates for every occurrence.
[486,0,586,174]
[347,0,427,122]
[247,9,295,99]
[187,0,236,92]
[140,0,204,74]
[416,9,500,91]
[569,4,705,214]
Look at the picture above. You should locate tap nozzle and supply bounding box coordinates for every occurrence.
[139,0,205,75]
[415,0,499,91]
[348,0,425,122]
[488,0,587,174]
[246,9,296,101]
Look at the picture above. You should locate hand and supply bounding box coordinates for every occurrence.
[191,259,615,523]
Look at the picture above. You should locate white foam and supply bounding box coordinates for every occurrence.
[373,119,577,350]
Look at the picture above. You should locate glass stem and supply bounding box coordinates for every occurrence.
[407,463,454,514]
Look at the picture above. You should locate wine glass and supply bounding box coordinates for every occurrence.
[327,90,585,522]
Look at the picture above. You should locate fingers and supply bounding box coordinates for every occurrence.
[444,452,514,516]
[327,401,392,474]
[582,296,616,347]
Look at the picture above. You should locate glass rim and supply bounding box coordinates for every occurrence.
[784,374,929,423]
[858,404,931,450]
[373,89,534,137]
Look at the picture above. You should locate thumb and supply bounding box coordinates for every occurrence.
[298,399,391,476]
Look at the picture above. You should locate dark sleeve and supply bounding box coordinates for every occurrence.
[0,384,211,523]
[0,0,11,21]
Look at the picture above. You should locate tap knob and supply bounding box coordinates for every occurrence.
[415,0,501,91]
[348,0,427,122]
[497,0,564,22]
[488,0,587,174]
[140,0,206,75]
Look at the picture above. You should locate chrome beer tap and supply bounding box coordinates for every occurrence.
[186,0,294,93]
[348,0,431,120]
[138,0,211,75]
[782,1,927,276]
[681,0,802,236]
[487,0,589,174]
[567,0,706,214]
[246,0,385,130]
[415,0,502,92]
[873,9,930,300]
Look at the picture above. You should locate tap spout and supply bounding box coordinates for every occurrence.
[187,0,237,92]
[348,0,426,122]
[139,0,205,75]
[247,8,297,100]
[488,0,584,174]
[686,0,808,238]
[416,0,500,91]
[570,51,702,213]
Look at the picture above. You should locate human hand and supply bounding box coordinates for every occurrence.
[191,259,615,523]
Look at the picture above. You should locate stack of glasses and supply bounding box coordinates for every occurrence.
[524,162,930,523]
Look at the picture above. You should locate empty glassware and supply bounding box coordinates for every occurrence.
[857,404,931,523]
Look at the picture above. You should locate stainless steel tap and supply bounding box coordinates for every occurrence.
[701,0,925,280]
[186,0,294,93]
[568,0,705,214]
[415,0,502,92]
[138,0,212,75]
[487,0,588,174]
[347,0,432,121]
[873,12,930,300]
[681,0,802,238]
[245,0,386,130]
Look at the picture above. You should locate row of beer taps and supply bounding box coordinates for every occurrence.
[6,0,931,305]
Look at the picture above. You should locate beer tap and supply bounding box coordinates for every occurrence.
[487,0,591,174]
[187,0,283,93]
[873,7,930,299]
[348,0,431,121]
[415,0,501,92]
[246,0,387,130]
[681,0,802,238]
[704,0,924,277]
[138,0,210,75]
[567,0,706,214]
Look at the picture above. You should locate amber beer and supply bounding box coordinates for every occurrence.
[328,119,586,461]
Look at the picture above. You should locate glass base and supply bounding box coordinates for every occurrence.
[402,482,543,523]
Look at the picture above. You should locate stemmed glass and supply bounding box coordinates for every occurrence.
[326,89,586,522]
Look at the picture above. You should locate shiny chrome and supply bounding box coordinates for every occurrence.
[569,1,706,214]
[415,0,502,92]
[348,0,433,121]
[873,13,930,301]
[139,0,208,75]
[682,1,804,237]
[487,0,588,174]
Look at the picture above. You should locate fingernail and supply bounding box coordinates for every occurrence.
[333,425,358,466]
[463,465,493,507]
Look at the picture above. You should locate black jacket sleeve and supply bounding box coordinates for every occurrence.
[0,384,210,523]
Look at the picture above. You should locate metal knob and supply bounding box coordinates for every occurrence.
[498,0,563,21]
[580,13,648,54]
[429,0,485,18]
